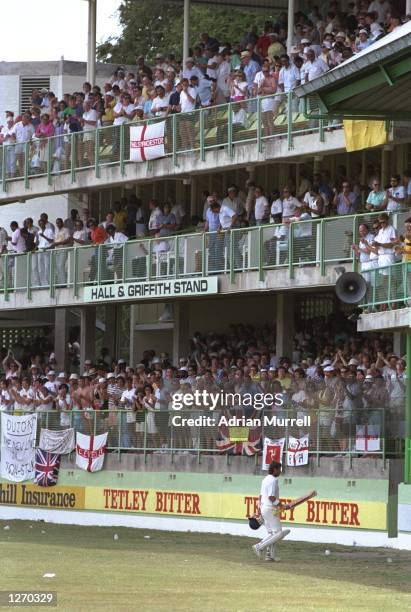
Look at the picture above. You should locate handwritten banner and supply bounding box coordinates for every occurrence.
[1,413,37,482]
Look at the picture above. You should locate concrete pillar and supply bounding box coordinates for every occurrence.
[276,293,295,360]
[80,306,96,370]
[405,330,411,484]
[54,309,69,372]
[287,0,295,54]
[129,305,138,366]
[407,0,411,16]
[183,0,190,65]
[87,0,97,85]
[393,332,405,359]
[172,301,190,365]
[104,305,117,359]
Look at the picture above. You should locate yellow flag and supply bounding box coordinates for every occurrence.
[343,120,387,152]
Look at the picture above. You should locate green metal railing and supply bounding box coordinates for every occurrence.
[0,92,338,193]
[0,407,394,464]
[1,210,410,301]
[359,260,411,311]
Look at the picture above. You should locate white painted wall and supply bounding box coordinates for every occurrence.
[0,193,84,231]
[0,75,19,119]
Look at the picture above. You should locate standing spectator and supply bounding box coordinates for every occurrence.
[79,101,99,167]
[178,79,197,151]
[52,218,71,286]
[148,199,162,234]
[9,222,26,253]
[13,113,34,177]
[332,181,357,215]
[281,187,300,221]
[241,51,260,96]
[0,116,16,177]
[72,220,89,246]
[215,52,231,104]
[254,186,269,225]
[151,86,170,118]
[34,114,54,173]
[277,54,300,113]
[37,218,55,286]
[365,178,385,211]
[373,213,398,300]
[254,63,278,136]
[383,175,406,212]
[0,225,8,284]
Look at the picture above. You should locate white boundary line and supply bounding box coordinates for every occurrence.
[1,506,411,550]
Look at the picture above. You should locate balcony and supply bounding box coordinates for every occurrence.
[0,93,344,203]
[1,210,409,311]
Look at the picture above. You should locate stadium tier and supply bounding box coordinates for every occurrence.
[1,5,411,592]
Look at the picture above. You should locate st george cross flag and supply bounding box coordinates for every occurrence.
[287,435,309,467]
[355,424,380,452]
[76,432,108,472]
[35,449,61,487]
[262,437,285,470]
[130,121,165,162]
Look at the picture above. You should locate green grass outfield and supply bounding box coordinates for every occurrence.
[0,520,410,611]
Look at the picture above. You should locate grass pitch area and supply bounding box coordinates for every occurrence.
[0,520,410,611]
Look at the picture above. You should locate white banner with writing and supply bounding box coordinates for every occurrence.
[1,413,37,482]
[130,121,165,162]
[39,428,75,455]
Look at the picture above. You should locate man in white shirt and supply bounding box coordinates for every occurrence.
[182,58,204,82]
[0,117,17,177]
[179,79,197,151]
[113,93,136,157]
[303,48,329,83]
[104,224,128,279]
[9,222,26,253]
[383,175,405,212]
[215,52,231,104]
[151,86,171,118]
[281,187,300,220]
[148,199,162,234]
[254,186,269,225]
[222,186,244,216]
[368,0,391,23]
[206,49,219,81]
[252,461,289,561]
[36,218,54,286]
[12,113,34,176]
[52,218,72,286]
[278,54,300,112]
[373,213,397,274]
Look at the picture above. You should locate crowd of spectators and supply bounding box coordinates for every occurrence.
[0,165,410,286]
[1,4,409,173]
[0,316,404,454]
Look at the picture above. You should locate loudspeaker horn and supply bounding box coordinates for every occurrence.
[335,272,367,304]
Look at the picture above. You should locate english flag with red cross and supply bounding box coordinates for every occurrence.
[355,424,380,452]
[76,432,108,472]
[130,121,166,162]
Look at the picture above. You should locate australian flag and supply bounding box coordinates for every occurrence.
[35,449,61,487]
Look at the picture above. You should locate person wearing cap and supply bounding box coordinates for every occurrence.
[44,370,58,396]
[356,29,371,52]
[101,91,116,126]
[241,51,260,95]
[301,48,329,84]
[182,58,204,83]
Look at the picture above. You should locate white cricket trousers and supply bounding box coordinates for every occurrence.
[257,506,282,556]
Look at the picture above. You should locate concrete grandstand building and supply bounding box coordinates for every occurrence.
[1,0,411,555]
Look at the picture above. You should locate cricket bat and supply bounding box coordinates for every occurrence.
[286,490,317,510]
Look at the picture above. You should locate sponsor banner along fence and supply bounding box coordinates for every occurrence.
[0,482,387,530]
